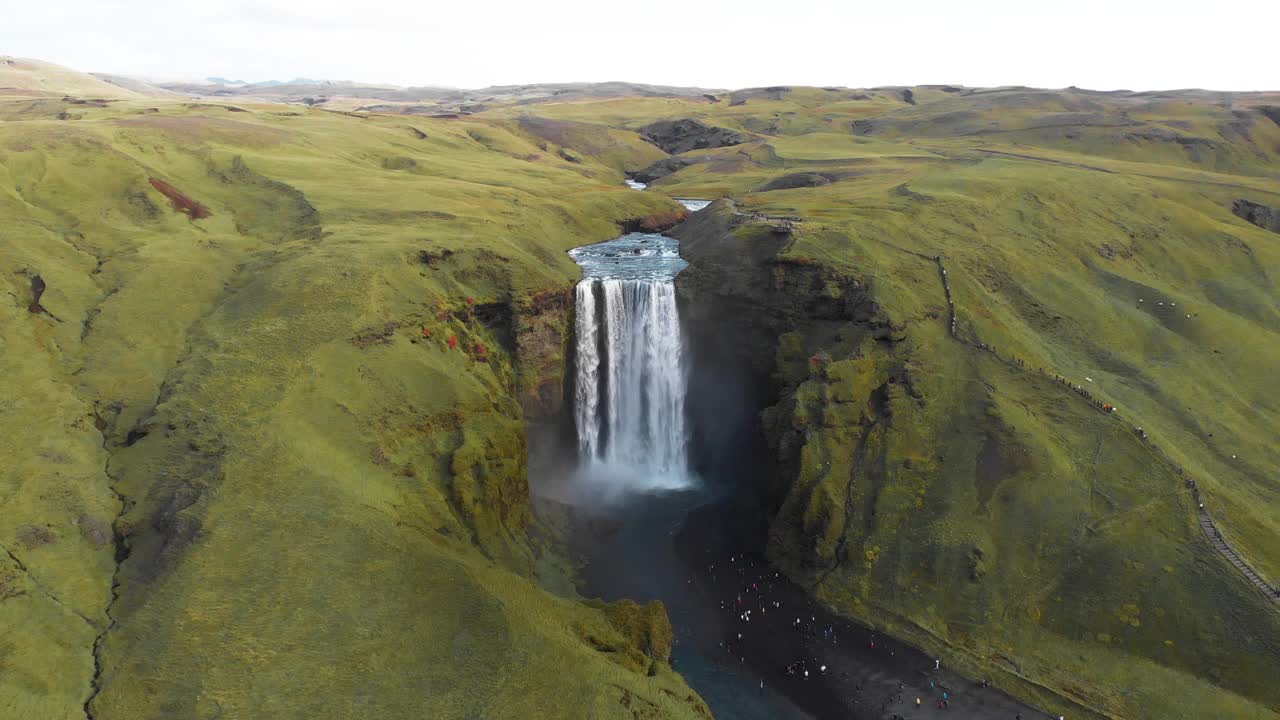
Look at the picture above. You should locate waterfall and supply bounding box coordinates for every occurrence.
[602,279,627,460]
[572,276,691,491]
[575,277,688,477]
[568,216,703,495]
[574,281,600,458]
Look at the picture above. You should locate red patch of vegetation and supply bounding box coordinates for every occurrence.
[421,326,432,338]
[465,297,475,306]
[447,334,459,349]
[472,342,488,359]
[639,208,689,232]
[148,177,211,220]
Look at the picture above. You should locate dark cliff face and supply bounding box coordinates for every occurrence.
[514,287,582,482]
[640,118,746,155]
[1232,198,1280,233]
[633,157,694,184]
[671,201,896,512]
[672,202,886,355]
[669,202,1280,720]
[758,173,832,192]
[671,201,795,383]
[671,203,785,494]
[515,288,575,419]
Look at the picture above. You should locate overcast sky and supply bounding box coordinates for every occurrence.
[5,0,1277,91]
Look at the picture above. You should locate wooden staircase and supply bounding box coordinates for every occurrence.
[1198,509,1280,603]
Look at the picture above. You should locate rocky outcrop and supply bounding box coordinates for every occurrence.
[640,119,745,155]
[759,173,832,192]
[760,354,905,578]
[1232,198,1280,233]
[1122,127,1219,150]
[671,198,909,535]
[673,201,883,331]
[582,598,677,673]
[672,200,1280,720]
[672,201,896,504]
[728,87,792,106]
[851,119,879,136]
[514,289,574,419]
[672,201,794,378]
[632,157,694,184]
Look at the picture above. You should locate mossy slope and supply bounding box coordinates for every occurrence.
[6,66,1280,720]
[0,92,706,719]
[646,86,1280,719]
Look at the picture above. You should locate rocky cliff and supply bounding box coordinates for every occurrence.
[672,201,1280,720]
[640,119,746,155]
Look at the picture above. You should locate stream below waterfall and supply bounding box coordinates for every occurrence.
[549,198,1039,720]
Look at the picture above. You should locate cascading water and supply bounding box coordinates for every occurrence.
[569,228,693,495]
[573,281,601,458]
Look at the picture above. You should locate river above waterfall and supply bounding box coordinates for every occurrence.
[568,233,687,281]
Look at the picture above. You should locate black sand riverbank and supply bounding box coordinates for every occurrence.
[572,484,1044,720]
[677,499,1042,720]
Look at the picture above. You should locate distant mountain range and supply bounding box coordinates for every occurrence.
[205,77,324,87]
[143,77,722,115]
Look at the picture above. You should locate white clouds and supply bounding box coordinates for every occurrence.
[2,0,1276,90]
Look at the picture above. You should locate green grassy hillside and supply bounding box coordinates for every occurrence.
[0,57,142,99]
[0,90,708,719]
[545,88,1280,718]
[4,63,1279,720]
[636,90,1280,582]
